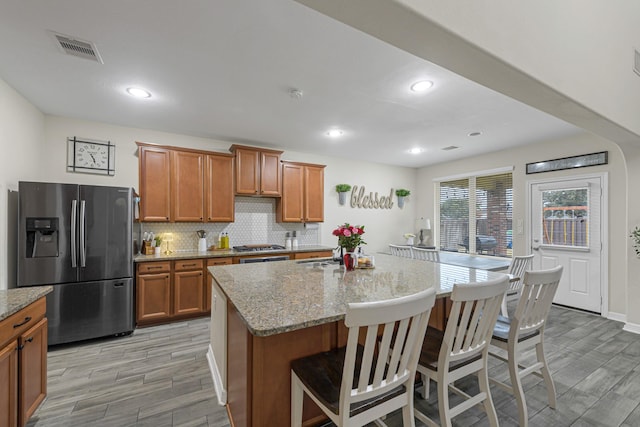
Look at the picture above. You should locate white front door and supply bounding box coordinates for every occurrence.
[529,174,606,313]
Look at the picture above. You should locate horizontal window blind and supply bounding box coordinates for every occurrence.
[438,172,512,257]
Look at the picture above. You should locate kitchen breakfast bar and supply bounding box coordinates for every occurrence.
[207,254,507,427]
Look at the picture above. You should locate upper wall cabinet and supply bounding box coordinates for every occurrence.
[230,145,283,197]
[171,150,204,222]
[137,142,234,223]
[205,153,235,222]
[277,161,325,223]
[139,144,171,222]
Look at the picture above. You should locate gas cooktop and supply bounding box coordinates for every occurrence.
[233,244,286,252]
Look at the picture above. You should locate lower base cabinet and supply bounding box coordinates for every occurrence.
[136,260,208,326]
[0,297,48,427]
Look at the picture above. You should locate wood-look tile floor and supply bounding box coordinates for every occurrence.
[27,305,640,426]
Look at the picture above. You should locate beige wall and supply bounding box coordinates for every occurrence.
[0,78,45,289]
[416,132,627,316]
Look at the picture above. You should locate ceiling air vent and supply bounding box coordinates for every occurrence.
[442,145,459,151]
[634,48,640,77]
[50,31,103,64]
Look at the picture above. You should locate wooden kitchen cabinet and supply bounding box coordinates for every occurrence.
[206,258,233,312]
[174,259,205,316]
[137,260,209,326]
[138,144,171,221]
[205,154,235,222]
[291,250,333,260]
[19,318,47,426]
[136,267,172,324]
[138,142,235,223]
[0,296,48,427]
[171,150,204,222]
[0,340,18,427]
[278,161,325,223]
[230,144,283,196]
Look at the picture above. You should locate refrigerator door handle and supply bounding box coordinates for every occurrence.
[80,200,86,267]
[71,199,77,268]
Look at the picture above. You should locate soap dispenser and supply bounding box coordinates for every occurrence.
[285,232,292,250]
[292,230,299,249]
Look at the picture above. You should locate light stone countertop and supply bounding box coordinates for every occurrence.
[208,253,507,337]
[0,286,53,322]
[134,245,334,262]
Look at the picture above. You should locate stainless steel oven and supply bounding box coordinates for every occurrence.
[239,255,289,264]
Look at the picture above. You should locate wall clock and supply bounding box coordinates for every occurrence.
[67,137,115,175]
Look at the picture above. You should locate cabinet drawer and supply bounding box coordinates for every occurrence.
[0,298,46,349]
[293,251,333,260]
[174,259,204,271]
[207,257,233,267]
[137,262,171,274]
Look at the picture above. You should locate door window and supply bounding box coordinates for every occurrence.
[541,188,588,248]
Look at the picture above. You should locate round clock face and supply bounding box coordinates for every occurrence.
[76,143,109,169]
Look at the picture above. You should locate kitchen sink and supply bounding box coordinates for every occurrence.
[295,258,340,267]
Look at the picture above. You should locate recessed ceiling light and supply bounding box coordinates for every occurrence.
[468,131,482,137]
[126,87,151,98]
[326,129,344,138]
[409,148,424,154]
[410,80,433,92]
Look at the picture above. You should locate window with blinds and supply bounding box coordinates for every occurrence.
[438,172,513,257]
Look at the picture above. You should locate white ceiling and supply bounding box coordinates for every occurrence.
[0,0,582,168]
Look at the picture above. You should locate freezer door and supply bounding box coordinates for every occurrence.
[79,186,133,282]
[18,182,79,286]
[46,279,135,345]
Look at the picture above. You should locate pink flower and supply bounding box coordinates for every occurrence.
[343,229,352,237]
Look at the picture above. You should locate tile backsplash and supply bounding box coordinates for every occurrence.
[138,197,320,252]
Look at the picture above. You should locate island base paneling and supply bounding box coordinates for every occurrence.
[226,303,333,427]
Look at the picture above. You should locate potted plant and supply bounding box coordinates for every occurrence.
[395,188,411,208]
[335,184,352,205]
[630,226,640,256]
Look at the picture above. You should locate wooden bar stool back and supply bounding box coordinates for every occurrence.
[412,247,440,262]
[501,254,534,317]
[291,288,436,427]
[415,276,509,427]
[389,244,413,258]
[489,265,563,427]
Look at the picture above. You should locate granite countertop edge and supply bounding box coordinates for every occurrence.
[0,286,53,322]
[249,314,345,337]
[134,245,334,262]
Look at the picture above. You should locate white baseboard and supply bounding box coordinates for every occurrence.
[607,311,626,323]
[206,344,227,405]
[623,322,640,335]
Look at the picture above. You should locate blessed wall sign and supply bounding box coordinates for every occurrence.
[350,185,394,209]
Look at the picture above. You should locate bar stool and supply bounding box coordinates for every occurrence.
[415,276,509,427]
[412,247,440,262]
[389,244,413,258]
[501,254,534,317]
[291,288,436,427]
[489,265,563,427]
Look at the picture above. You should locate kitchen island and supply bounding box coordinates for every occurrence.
[207,254,506,427]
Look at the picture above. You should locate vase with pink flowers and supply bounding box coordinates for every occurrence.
[332,223,366,271]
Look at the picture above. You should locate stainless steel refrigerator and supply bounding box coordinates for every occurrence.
[17,181,135,345]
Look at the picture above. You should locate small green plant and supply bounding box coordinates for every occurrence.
[335,184,352,193]
[395,188,411,197]
[631,226,640,256]
[154,234,163,247]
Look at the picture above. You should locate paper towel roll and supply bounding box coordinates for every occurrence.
[304,223,320,230]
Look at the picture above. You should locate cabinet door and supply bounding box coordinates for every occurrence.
[206,154,235,222]
[234,148,260,195]
[174,270,205,316]
[19,318,47,427]
[304,165,325,222]
[280,163,304,222]
[136,272,171,323]
[0,340,18,427]
[260,151,281,196]
[172,150,204,222]
[139,146,171,221]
